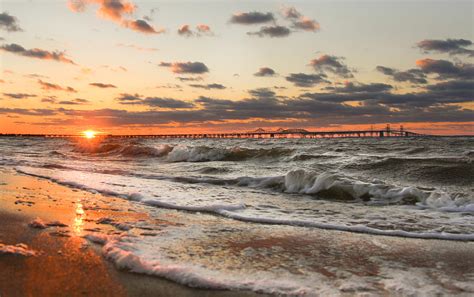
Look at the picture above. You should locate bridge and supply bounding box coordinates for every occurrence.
[1,126,427,139]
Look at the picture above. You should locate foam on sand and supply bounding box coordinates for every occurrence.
[0,242,39,256]
[29,217,48,229]
[85,233,323,296]
[15,166,474,241]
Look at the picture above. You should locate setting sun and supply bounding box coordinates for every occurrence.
[82,130,97,139]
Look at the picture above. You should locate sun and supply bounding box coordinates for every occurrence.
[82,130,97,139]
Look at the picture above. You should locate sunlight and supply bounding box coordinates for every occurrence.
[82,130,97,139]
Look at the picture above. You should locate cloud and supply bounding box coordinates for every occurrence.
[101,65,128,72]
[156,84,182,90]
[143,7,158,22]
[68,0,163,34]
[378,59,474,83]
[25,73,49,79]
[376,66,428,84]
[285,73,329,87]
[0,108,57,116]
[248,88,276,98]
[3,93,37,99]
[189,83,226,90]
[416,58,474,80]
[177,24,193,37]
[116,93,194,108]
[38,80,77,92]
[116,43,158,52]
[116,93,141,103]
[301,78,473,107]
[230,11,275,25]
[254,67,277,77]
[417,38,474,57]
[292,17,320,32]
[4,78,473,127]
[425,79,473,92]
[310,55,353,78]
[41,96,57,103]
[281,7,301,19]
[0,12,22,32]
[177,24,213,37]
[0,43,76,64]
[196,24,211,33]
[281,7,320,32]
[89,82,117,88]
[58,98,89,105]
[122,19,163,34]
[324,82,393,93]
[159,61,209,74]
[248,25,291,38]
[177,77,203,82]
[68,0,135,21]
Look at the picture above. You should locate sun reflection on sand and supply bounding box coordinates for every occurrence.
[74,201,85,234]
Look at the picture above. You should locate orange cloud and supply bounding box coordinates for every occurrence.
[68,0,135,21]
[196,24,211,33]
[38,80,77,93]
[68,0,163,34]
[0,43,76,65]
[123,19,163,34]
[178,24,213,37]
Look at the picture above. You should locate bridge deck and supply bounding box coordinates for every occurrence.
[0,130,426,138]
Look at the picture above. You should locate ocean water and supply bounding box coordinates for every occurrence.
[1,136,473,294]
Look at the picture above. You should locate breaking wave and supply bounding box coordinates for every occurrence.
[73,143,173,157]
[153,169,474,211]
[14,165,474,240]
[72,142,293,161]
[347,157,474,186]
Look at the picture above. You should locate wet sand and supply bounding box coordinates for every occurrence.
[1,169,474,296]
[0,170,262,297]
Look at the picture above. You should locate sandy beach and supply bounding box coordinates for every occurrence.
[0,169,263,297]
[1,168,473,296]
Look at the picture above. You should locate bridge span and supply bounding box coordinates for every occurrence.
[1,128,426,139]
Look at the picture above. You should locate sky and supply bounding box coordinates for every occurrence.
[0,0,473,135]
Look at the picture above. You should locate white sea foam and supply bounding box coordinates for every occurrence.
[215,210,474,241]
[29,217,48,229]
[85,233,323,296]
[15,166,474,240]
[0,242,39,256]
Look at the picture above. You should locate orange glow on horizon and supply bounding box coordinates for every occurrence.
[82,130,97,139]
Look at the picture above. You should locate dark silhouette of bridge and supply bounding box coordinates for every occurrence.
[0,125,427,139]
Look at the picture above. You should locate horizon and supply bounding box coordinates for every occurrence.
[1,0,473,135]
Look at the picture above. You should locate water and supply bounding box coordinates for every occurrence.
[1,136,473,294]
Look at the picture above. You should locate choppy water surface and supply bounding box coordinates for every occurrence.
[1,136,473,237]
[1,136,473,294]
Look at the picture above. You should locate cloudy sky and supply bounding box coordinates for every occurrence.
[0,0,473,135]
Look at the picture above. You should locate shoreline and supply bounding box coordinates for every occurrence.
[0,169,263,297]
[1,169,474,296]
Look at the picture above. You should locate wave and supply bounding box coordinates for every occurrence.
[403,147,428,154]
[165,145,293,162]
[15,166,474,240]
[346,157,474,186]
[73,142,173,158]
[169,169,473,209]
[289,153,335,161]
[71,141,293,162]
[32,161,473,211]
[40,163,74,170]
[197,166,232,174]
